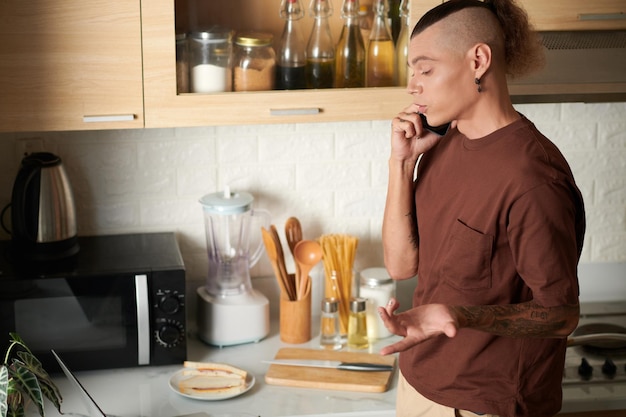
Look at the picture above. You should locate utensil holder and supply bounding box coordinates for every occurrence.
[279,275,311,344]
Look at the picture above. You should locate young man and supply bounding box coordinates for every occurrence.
[378,1,586,416]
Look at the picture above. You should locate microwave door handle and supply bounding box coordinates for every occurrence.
[135,274,150,365]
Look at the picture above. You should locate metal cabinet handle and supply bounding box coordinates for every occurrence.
[270,108,321,116]
[83,114,136,123]
[578,12,626,21]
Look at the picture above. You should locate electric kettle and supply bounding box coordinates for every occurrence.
[2,152,79,261]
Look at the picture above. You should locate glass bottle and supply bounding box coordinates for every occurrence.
[306,0,336,89]
[358,4,373,50]
[276,0,307,90]
[334,0,366,88]
[320,298,343,350]
[395,0,409,86]
[387,0,401,44]
[366,0,395,87]
[347,297,369,349]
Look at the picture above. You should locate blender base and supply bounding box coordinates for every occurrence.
[196,286,270,348]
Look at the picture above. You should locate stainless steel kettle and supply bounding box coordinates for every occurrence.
[3,152,79,261]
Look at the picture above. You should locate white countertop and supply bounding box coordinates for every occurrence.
[34,320,400,417]
[34,319,626,417]
[31,264,626,417]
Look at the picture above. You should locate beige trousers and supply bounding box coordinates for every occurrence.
[396,371,501,417]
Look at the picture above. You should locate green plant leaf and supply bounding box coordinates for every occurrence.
[7,362,43,417]
[6,391,22,417]
[14,351,62,410]
[1,365,8,417]
[39,381,62,413]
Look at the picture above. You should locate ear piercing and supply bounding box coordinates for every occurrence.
[475,77,482,93]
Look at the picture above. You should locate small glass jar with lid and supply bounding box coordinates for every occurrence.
[233,32,276,92]
[359,267,396,339]
[189,27,233,93]
[175,32,189,94]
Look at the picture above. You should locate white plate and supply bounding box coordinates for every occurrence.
[169,369,255,401]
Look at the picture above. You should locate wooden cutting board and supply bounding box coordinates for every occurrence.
[264,348,396,393]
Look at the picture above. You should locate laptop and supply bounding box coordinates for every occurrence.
[51,350,209,417]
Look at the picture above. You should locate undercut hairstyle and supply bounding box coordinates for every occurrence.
[412,0,545,79]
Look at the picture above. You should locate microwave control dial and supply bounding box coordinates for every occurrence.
[155,318,185,348]
[156,290,184,315]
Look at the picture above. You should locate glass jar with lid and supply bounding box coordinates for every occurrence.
[359,267,395,339]
[175,33,189,94]
[233,32,276,92]
[189,27,233,93]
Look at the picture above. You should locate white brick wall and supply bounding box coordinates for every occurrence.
[1,102,625,292]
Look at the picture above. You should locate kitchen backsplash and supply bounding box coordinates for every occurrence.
[0,102,625,304]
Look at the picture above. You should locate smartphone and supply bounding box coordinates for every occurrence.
[419,113,451,136]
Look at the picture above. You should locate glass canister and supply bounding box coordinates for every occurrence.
[359,267,395,339]
[175,33,189,94]
[189,27,233,93]
[233,32,276,92]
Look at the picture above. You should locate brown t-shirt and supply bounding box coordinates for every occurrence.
[400,116,585,417]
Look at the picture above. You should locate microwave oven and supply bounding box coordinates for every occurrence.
[0,232,187,372]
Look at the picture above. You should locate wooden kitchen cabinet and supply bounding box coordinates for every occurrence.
[0,0,144,133]
[141,0,440,128]
[521,0,626,31]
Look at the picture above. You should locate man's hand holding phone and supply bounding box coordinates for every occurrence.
[390,104,451,163]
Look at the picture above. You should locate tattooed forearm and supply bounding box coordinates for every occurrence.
[405,211,419,249]
[449,301,579,338]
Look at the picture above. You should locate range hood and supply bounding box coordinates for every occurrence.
[508,30,626,104]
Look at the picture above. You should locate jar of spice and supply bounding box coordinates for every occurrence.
[359,267,395,339]
[233,32,276,92]
[189,27,233,93]
[175,33,189,94]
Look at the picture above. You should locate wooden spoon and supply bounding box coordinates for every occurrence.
[270,224,295,300]
[293,239,323,300]
[284,216,303,258]
[261,227,294,300]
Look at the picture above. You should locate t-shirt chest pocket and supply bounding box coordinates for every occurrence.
[442,220,493,290]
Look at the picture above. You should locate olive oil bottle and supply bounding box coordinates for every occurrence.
[366,0,395,87]
[335,0,365,88]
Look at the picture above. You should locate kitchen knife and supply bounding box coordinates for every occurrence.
[263,359,394,372]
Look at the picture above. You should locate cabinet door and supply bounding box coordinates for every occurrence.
[0,0,144,132]
[141,0,440,128]
[521,0,626,31]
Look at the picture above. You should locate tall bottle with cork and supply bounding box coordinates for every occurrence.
[335,0,366,88]
[306,0,335,88]
[366,0,395,87]
[395,0,410,86]
[276,0,307,90]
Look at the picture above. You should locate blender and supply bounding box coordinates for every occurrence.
[196,188,271,347]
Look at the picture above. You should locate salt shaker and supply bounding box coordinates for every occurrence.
[347,297,369,349]
[320,298,342,350]
[359,267,395,339]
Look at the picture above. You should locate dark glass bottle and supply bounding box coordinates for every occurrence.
[335,0,365,88]
[366,0,395,87]
[306,0,336,89]
[276,0,307,90]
